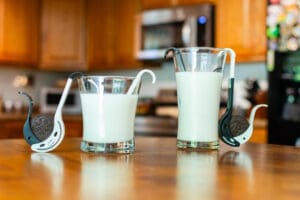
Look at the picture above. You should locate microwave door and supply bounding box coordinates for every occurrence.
[138,21,186,60]
[182,17,197,47]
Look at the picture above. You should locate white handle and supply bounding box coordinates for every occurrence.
[127,69,156,94]
[225,48,236,79]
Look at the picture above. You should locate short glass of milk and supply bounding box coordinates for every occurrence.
[77,76,140,153]
[166,47,235,150]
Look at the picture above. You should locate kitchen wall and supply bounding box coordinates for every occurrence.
[0,67,69,110]
[0,62,267,110]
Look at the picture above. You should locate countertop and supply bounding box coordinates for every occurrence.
[0,136,299,200]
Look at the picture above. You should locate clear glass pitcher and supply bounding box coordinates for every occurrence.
[165,47,236,150]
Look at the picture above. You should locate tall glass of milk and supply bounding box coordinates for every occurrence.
[77,75,141,153]
[165,47,235,150]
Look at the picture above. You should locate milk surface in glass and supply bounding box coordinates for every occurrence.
[176,71,222,142]
[80,93,138,143]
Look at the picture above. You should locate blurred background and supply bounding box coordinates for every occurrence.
[0,0,299,146]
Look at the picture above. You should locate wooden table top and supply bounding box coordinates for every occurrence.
[0,136,299,200]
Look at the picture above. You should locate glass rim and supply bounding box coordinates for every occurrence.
[79,75,135,80]
[176,47,227,52]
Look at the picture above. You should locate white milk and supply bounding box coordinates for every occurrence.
[176,71,222,142]
[80,93,138,143]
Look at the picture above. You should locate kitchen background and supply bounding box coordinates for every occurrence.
[3,0,298,145]
[0,0,269,109]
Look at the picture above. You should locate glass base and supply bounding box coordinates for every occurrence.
[81,139,134,153]
[177,139,219,150]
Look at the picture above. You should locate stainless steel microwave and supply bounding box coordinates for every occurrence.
[135,4,215,60]
[40,87,81,114]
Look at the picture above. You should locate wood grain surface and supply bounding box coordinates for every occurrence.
[0,136,299,200]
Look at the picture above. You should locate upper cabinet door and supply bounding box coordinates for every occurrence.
[140,0,175,10]
[0,0,39,66]
[113,0,142,68]
[40,0,86,71]
[216,0,267,62]
[87,0,114,70]
[87,0,141,70]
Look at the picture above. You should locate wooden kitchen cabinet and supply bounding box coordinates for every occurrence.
[140,0,176,9]
[113,0,142,68]
[86,0,114,69]
[87,0,142,70]
[249,127,267,144]
[0,120,24,138]
[64,120,83,137]
[0,117,82,139]
[39,0,86,71]
[215,0,267,62]
[40,0,140,71]
[0,0,39,66]
[0,0,267,69]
